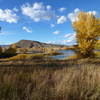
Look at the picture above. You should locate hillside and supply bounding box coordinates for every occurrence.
[13,40,65,48]
[8,40,66,53]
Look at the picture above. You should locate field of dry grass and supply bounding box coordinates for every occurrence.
[0,57,100,100]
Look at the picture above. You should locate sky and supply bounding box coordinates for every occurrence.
[0,0,99,45]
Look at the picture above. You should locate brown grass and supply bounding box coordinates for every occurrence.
[0,58,99,100]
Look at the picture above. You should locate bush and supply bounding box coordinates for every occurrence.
[1,47,17,58]
[7,54,46,61]
[0,47,2,53]
[8,54,28,60]
[0,47,3,56]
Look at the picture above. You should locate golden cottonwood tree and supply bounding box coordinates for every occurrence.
[73,12,100,57]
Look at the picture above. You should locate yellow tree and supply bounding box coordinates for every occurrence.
[10,44,17,49]
[73,12,100,57]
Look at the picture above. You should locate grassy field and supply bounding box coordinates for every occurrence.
[0,55,100,100]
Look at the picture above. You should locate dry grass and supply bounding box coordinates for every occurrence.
[0,51,62,61]
[54,64,100,100]
[65,54,80,60]
[0,58,99,100]
[1,53,46,61]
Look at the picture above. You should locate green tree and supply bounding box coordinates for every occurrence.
[73,12,100,57]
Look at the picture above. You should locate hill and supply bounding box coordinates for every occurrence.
[13,40,65,48]
[9,40,66,53]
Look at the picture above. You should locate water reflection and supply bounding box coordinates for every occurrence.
[51,50,75,60]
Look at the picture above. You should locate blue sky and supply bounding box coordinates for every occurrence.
[0,0,99,45]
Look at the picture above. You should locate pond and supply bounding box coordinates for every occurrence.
[51,50,75,60]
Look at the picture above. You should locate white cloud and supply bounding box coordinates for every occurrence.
[68,8,80,22]
[53,30,60,35]
[13,8,19,12]
[21,2,55,22]
[64,34,72,38]
[57,15,60,18]
[51,24,55,27]
[22,26,32,33]
[74,8,80,13]
[68,8,97,22]
[57,16,67,24]
[46,41,56,44]
[47,33,76,45]
[63,33,76,44]
[0,9,18,23]
[59,7,66,12]
[46,5,52,10]
[0,41,7,45]
[87,11,97,15]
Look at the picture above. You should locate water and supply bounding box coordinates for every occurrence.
[51,50,75,60]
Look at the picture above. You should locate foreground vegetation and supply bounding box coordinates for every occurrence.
[0,57,99,100]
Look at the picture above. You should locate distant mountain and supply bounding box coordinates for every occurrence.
[12,40,65,48]
[0,40,66,54]
[0,45,9,47]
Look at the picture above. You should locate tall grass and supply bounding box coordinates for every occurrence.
[0,58,100,100]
